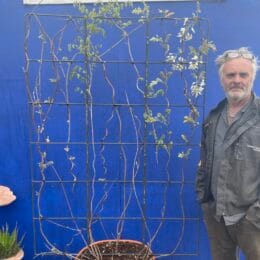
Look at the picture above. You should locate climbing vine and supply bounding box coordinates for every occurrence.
[24,1,215,258]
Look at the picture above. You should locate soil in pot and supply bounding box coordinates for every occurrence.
[76,239,155,260]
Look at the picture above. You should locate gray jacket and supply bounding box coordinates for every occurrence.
[196,93,260,227]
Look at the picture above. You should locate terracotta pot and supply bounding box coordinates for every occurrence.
[76,239,155,259]
[4,249,24,260]
[0,186,16,206]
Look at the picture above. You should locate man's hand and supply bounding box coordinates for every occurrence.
[0,185,16,206]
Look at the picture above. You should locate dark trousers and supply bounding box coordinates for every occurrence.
[202,203,260,260]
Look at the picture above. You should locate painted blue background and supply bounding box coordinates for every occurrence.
[0,0,260,259]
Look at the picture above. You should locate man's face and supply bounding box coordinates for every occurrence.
[221,57,254,103]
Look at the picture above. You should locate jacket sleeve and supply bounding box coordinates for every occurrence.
[195,122,208,203]
[246,201,260,229]
[195,99,225,204]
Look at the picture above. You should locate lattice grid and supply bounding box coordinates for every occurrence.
[24,4,212,258]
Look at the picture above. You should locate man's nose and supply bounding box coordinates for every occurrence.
[233,74,241,82]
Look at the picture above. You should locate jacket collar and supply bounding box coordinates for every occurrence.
[221,92,259,150]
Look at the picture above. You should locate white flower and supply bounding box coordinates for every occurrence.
[172,63,185,71]
[166,53,176,63]
[184,32,193,41]
[191,82,204,97]
[64,146,70,152]
[188,62,198,70]
[149,35,162,43]
[191,55,199,61]
[177,28,186,38]
[177,27,193,41]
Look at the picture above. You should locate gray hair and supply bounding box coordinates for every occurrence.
[215,47,258,81]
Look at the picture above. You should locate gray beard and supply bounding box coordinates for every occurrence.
[226,90,252,105]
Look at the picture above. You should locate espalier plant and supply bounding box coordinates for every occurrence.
[0,225,23,259]
[23,0,216,257]
[69,0,216,159]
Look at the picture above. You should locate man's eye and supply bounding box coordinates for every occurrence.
[239,73,248,78]
[226,73,235,78]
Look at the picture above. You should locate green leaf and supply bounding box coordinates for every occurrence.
[0,224,23,258]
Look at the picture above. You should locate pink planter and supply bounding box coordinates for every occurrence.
[4,249,24,260]
[76,239,155,259]
[0,186,16,207]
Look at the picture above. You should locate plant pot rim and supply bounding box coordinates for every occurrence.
[76,239,155,260]
[3,249,24,260]
[87,239,148,245]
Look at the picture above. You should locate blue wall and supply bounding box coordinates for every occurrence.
[0,0,259,259]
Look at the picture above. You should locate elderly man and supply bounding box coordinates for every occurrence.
[196,47,260,260]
